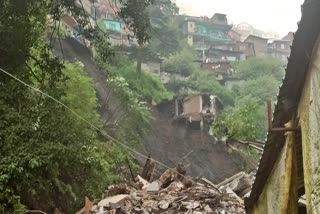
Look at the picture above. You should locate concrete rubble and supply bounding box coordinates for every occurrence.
[77,167,254,214]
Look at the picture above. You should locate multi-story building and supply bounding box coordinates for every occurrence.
[244,35,268,56]
[234,22,280,42]
[74,0,99,27]
[183,14,233,48]
[268,32,294,62]
[181,13,250,64]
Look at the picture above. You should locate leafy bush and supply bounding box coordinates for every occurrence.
[212,96,267,141]
[110,57,173,104]
[0,61,125,213]
[232,56,285,81]
[237,75,280,104]
[212,56,284,141]
[162,46,197,76]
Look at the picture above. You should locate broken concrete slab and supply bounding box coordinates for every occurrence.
[97,194,129,208]
[145,180,160,192]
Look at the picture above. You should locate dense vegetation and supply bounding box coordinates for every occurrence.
[212,57,285,141]
[162,44,284,141]
[0,0,286,212]
[0,0,163,213]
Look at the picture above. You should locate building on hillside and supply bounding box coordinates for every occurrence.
[206,48,245,62]
[268,39,291,61]
[99,19,132,46]
[175,95,223,130]
[282,31,294,41]
[75,0,98,27]
[215,41,255,59]
[234,22,280,42]
[245,1,320,213]
[63,0,134,47]
[58,0,100,46]
[211,13,229,25]
[95,0,119,19]
[268,32,294,62]
[244,35,268,56]
[234,22,255,41]
[181,14,235,61]
[228,30,241,42]
[236,41,255,58]
[234,22,263,41]
[200,61,233,75]
[263,31,280,40]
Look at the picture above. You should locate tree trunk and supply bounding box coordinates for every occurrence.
[137,58,142,74]
[136,46,142,74]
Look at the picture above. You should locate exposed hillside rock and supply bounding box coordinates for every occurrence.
[53,37,118,123]
[136,103,257,183]
[54,37,257,184]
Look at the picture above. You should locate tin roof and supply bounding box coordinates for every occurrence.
[245,0,320,212]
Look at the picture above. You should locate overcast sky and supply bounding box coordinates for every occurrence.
[175,0,303,37]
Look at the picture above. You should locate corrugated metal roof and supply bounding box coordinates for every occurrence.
[245,1,320,212]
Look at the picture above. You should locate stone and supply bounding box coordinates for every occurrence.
[145,180,160,192]
[204,205,212,212]
[97,194,129,208]
[90,205,98,212]
[143,199,157,208]
[158,200,171,209]
[186,200,200,209]
[137,175,150,189]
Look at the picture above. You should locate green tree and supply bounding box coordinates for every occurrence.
[108,56,173,104]
[0,60,118,213]
[212,96,267,141]
[163,45,197,76]
[117,0,180,73]
[167,68,235,106]
[118,0,155,45]
[237,75,280,104]
[232,56,285,81]
[211,57,284,142]
[0,0,160,212]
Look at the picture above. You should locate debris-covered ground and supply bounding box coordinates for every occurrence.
[77,163,254,214]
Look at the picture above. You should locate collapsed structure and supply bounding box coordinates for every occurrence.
[175,95,223,130]
[76,161,254,214]
[245,0,320,213]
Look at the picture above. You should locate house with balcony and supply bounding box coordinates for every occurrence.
[268,32,294,62]
[182,14,235,62]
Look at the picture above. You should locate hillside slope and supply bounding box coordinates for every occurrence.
[138,104,256,183]
[55,37,256,183]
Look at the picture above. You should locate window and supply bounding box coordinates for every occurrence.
[281,44,285,49]
[240,45,245,51]
[109,23,116,31]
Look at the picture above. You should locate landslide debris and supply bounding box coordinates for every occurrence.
[76,166,254,214]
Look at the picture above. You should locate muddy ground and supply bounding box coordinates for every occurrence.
[56,37,257,184]
[137,104,256,183]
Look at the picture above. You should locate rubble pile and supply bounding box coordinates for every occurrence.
[77,165,254,214]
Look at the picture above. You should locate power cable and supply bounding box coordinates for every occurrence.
[0,67,202,186]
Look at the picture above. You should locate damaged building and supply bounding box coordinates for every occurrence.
[175,95,223,131]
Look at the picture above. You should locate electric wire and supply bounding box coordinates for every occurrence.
[0,66,204,186]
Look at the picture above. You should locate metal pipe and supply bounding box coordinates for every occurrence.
[270,127,298,132]
[267,100,298,132]
[267,100,273,131]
